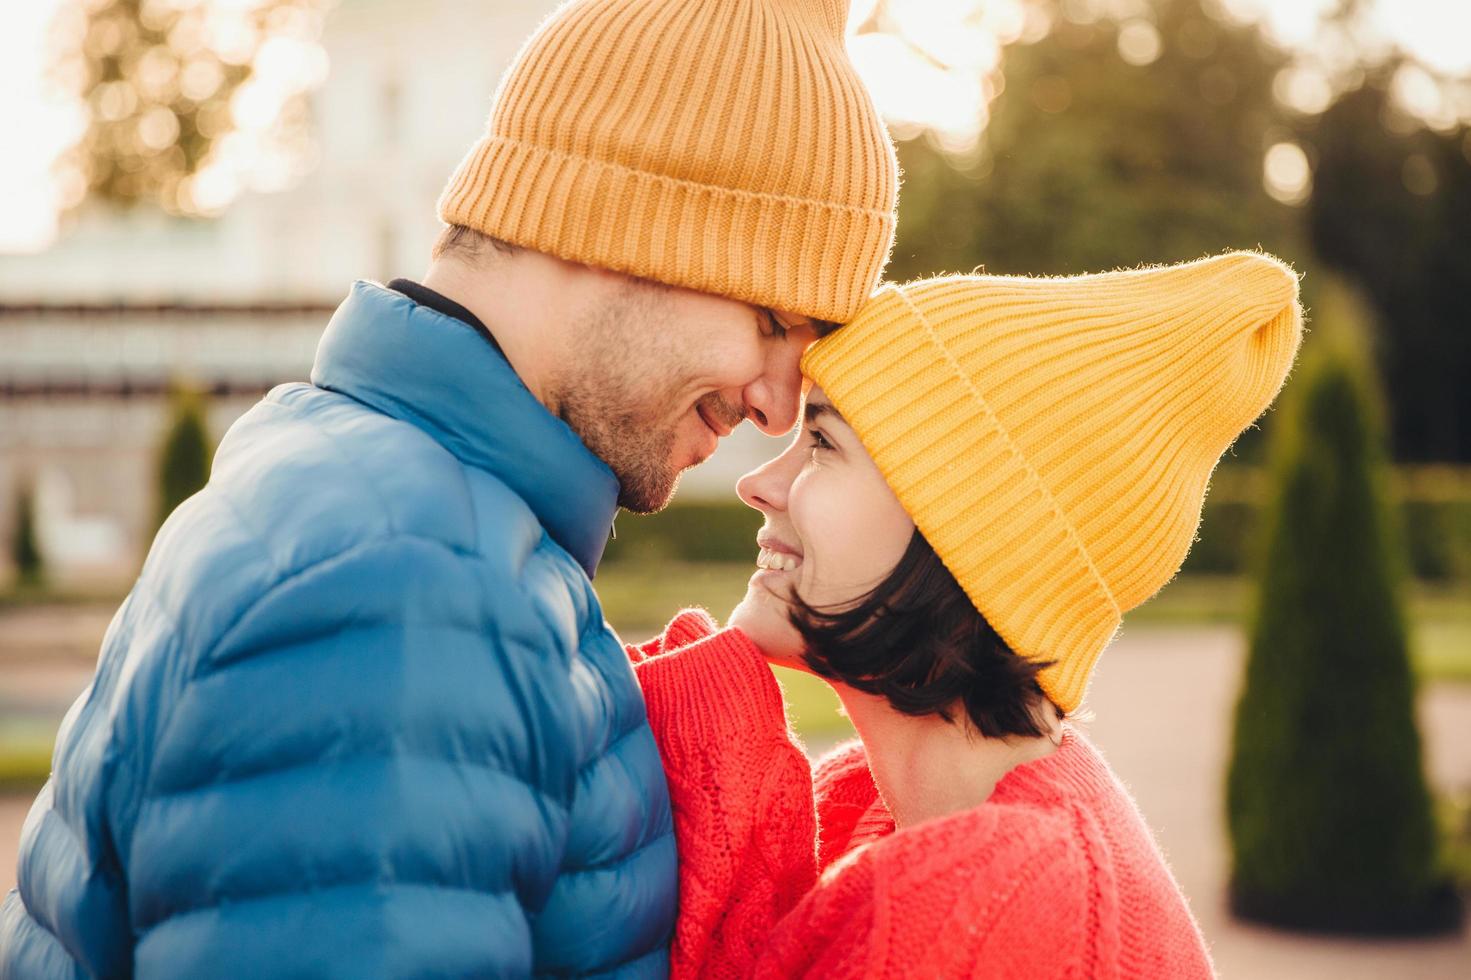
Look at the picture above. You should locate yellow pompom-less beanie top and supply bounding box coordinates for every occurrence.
[802,251,1304,713]
[439,0,899,324]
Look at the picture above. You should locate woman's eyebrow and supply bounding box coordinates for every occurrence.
[803,401,846,427]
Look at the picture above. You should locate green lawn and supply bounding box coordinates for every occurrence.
[771,667,854,743]
[595,562,756,639]
[1438,792,1471,892]
[0,583,126,610]
[0,741,53,793]
[1418,620,1471,684]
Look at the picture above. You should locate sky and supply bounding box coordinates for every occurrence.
[1,0,1468,254]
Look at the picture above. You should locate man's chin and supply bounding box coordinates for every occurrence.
[615,468,682,514]
[679,426,719,472]
[615,443,723,512]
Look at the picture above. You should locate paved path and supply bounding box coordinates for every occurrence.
[1078,625,1471,979]
[2,623,1468,977]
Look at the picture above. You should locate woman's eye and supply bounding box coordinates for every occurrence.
[808,429,833,453]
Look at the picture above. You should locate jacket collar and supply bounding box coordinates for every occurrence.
[311,280,619,577]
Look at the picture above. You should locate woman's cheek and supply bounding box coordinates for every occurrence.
[793,474,914,609]
[792,519,866,608]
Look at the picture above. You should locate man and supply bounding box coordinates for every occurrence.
[0,0,896,976]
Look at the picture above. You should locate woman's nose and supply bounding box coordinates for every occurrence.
[737,453,792,513]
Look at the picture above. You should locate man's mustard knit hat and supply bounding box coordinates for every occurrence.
[801,251,1303,713]
[438,0,899,324]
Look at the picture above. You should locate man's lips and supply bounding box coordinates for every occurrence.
[696,403,735,438]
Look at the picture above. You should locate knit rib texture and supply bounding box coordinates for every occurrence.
[438,0,899,323]
[802,251,1304,712]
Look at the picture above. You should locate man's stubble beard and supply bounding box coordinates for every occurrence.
[550,280,690,515]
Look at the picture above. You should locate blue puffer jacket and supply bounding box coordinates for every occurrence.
[0,282,677,978]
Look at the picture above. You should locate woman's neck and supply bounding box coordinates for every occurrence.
[833,686,1061,829]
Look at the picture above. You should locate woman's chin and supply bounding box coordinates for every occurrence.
[728,591,806,666]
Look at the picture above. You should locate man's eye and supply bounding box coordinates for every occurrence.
[765,311,789,340]
[808,429,833,452]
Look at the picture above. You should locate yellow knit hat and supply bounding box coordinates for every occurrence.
[438,0,899,323]
[801,251,1303,712]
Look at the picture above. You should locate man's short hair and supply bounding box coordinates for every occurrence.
[432,224,521,262]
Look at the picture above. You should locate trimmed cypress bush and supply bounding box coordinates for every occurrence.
[12,480,44,588]
[155,385,214,534]
[1226,327,1461,934]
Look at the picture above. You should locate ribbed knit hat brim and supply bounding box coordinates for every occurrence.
[440,136,895,323]
[802,251,1303,712]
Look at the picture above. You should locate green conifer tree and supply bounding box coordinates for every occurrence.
[155,386,214,534]
[1226,292,1460,934]
[12,480,44,589]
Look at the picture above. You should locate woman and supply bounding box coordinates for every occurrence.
[627,251,1302,978]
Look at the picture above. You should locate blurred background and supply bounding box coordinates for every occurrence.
[0,0,1468,974]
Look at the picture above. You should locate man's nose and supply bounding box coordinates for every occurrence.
[742,358,804,436]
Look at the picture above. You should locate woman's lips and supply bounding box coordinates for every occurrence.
[755,547,801,572]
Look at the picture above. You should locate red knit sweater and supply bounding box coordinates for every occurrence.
[627,610,1216,979]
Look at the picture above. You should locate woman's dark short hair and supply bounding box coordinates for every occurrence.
[790,529,1062,739]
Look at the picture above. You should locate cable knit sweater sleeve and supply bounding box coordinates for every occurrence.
[630,611,819,976]
[630,611,1092,979]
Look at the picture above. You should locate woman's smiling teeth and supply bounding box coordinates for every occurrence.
[756,548,801,572]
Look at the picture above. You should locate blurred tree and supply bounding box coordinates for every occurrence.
[1225,285,1460,934]
[155,386,214,533]
[886,0,1307,464]
[1305,73,1471,463]
[883,0,1471,464]
[53,0,327,217]
[888,0,1304,282]
[12,481,46,589]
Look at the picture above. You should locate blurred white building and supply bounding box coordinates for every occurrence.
[0,0,784,582]
[0,0,557,300]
